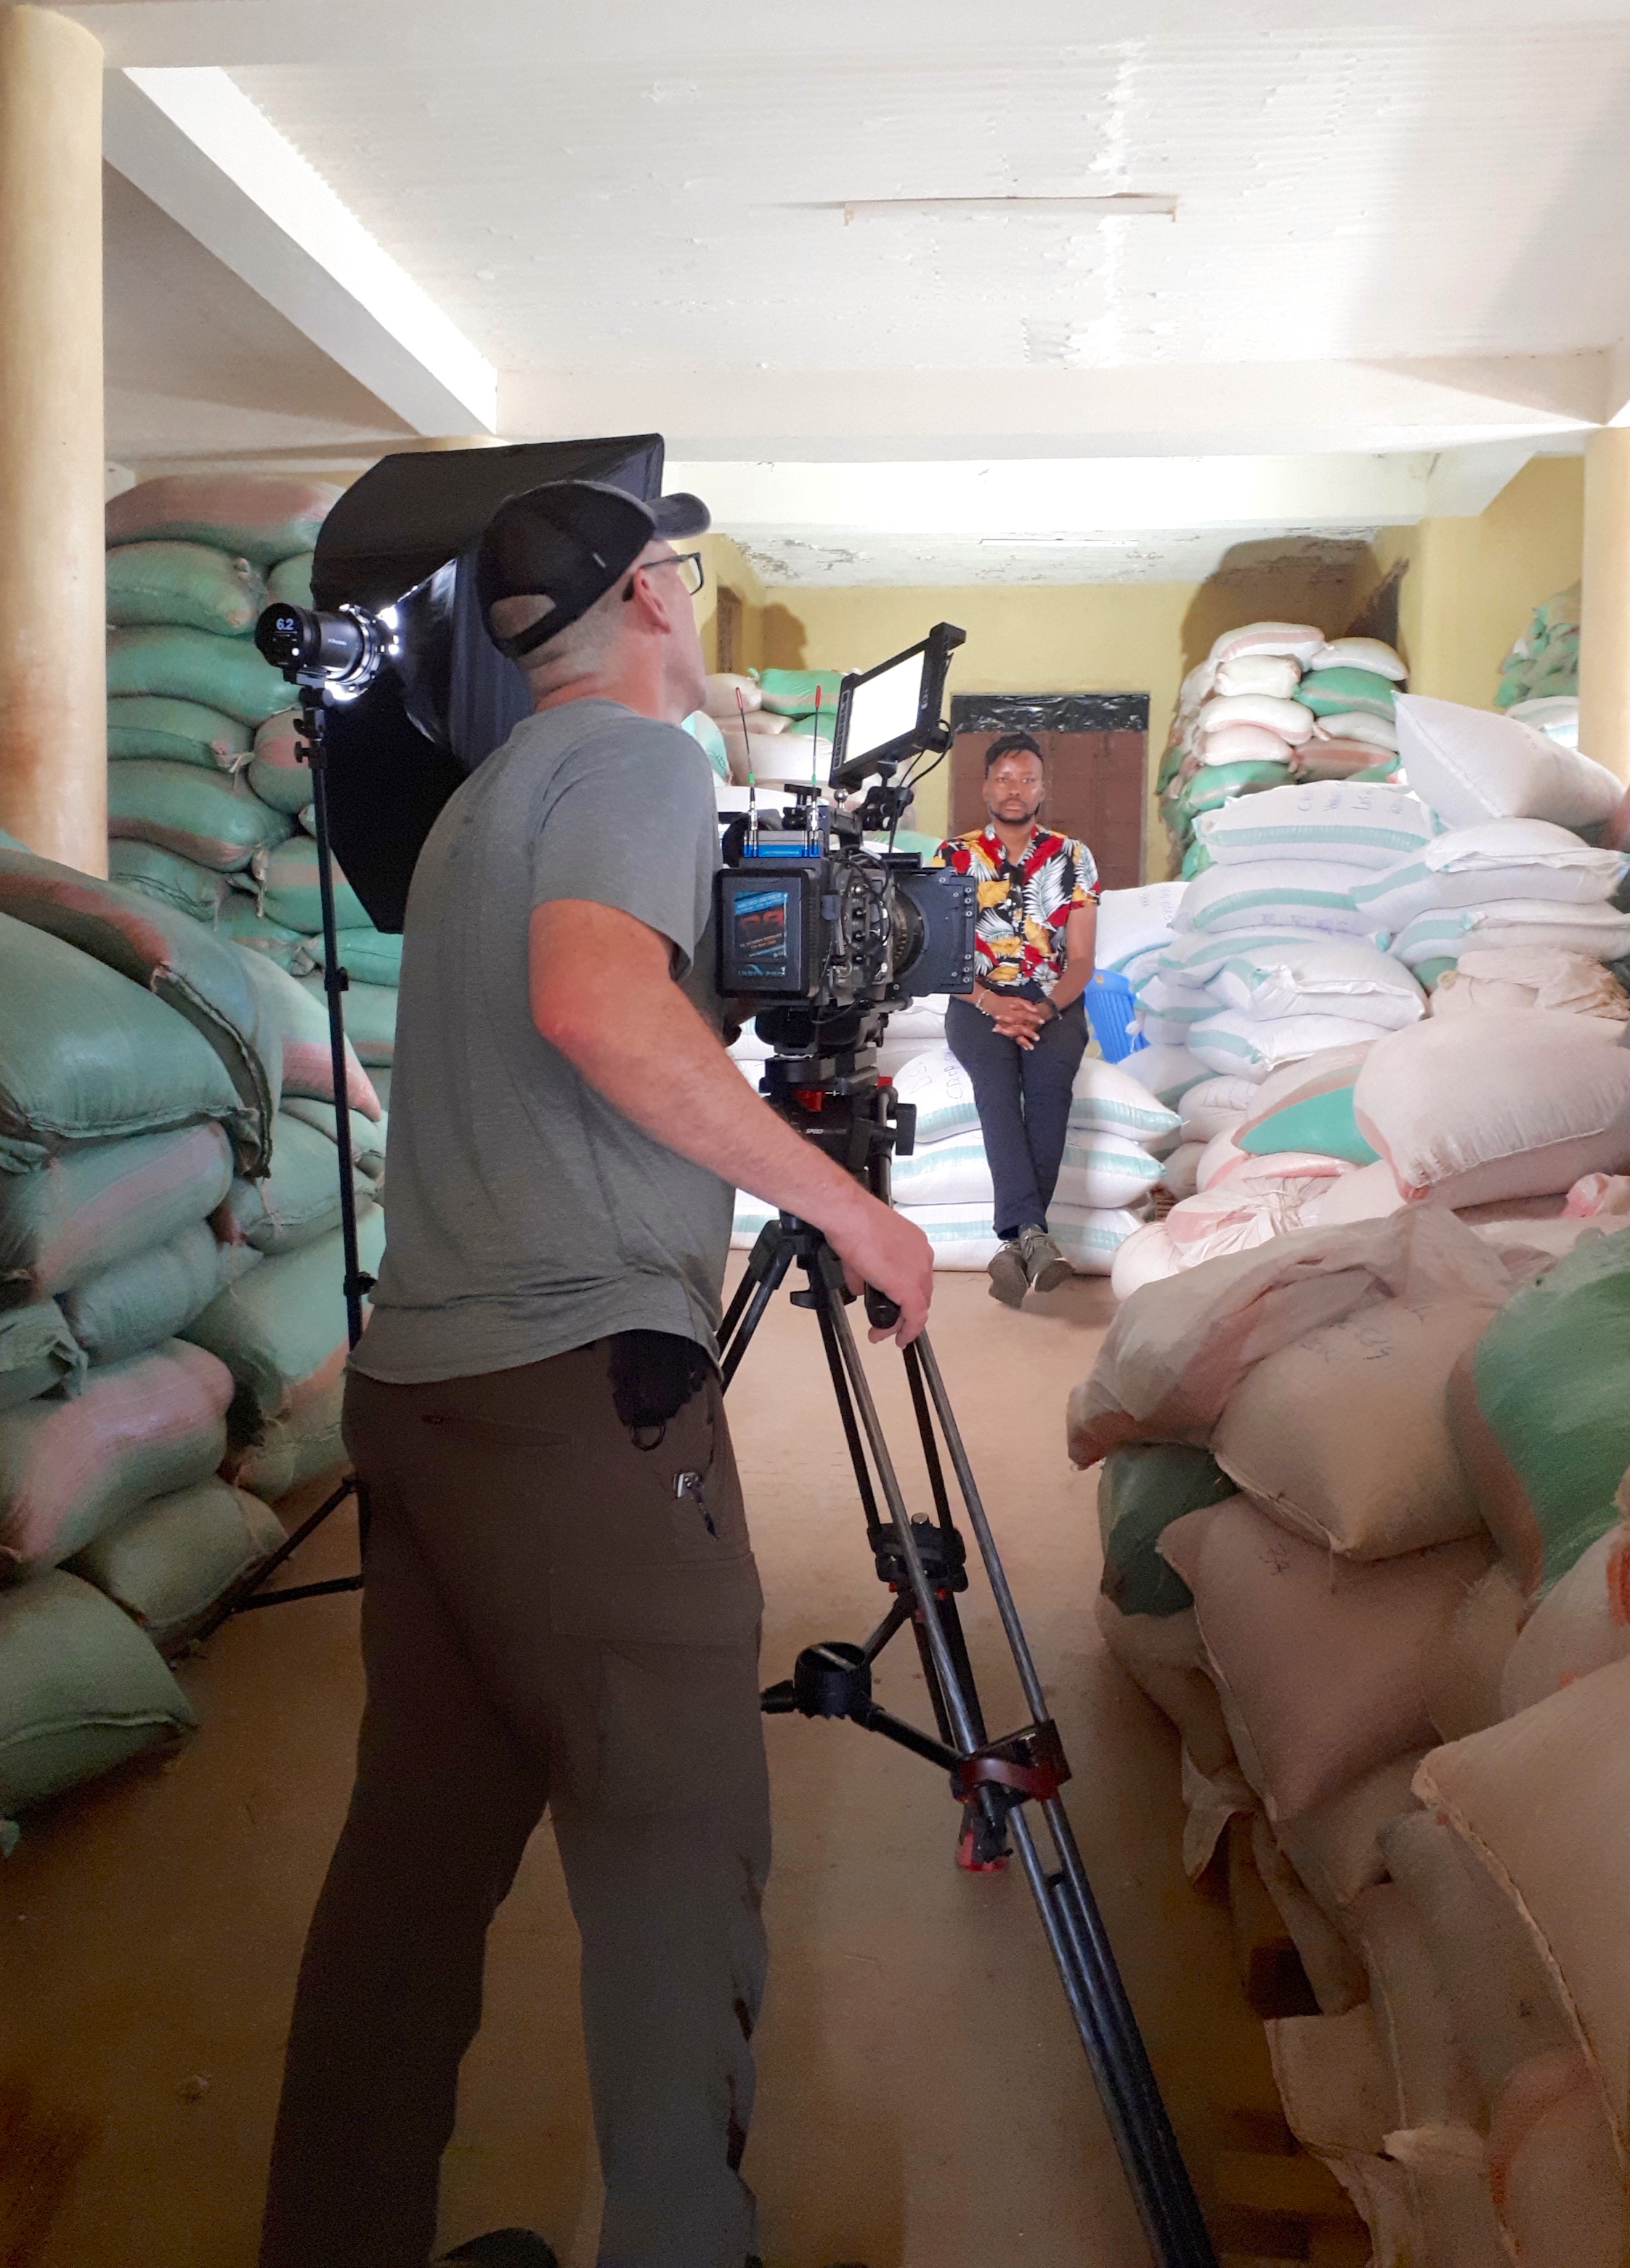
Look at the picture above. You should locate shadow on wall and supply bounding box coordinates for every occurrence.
[1179,537,1385,673]
[758,603,810,671]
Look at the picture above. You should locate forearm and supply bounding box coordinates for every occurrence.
[548,982,873,1238]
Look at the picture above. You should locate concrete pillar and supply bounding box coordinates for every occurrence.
[0,7,105,871]
[1579,427,1630,784]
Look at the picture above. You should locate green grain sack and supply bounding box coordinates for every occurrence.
[301,973,394,1066]
[246,709,310,813]
[0,846,277,1171]
[1347,758,1402,783]
[1179,760,1293,817]
[108,840,230,922]
[1238,1084,1379,1165]
[0,1122,232,1300]
[243,837,370,933]
[214,1112,372,1255]
[105,541,265,636]
[185,1205,386,1499]
[267,552,315,608]
[0,1337,232,1576]
[1451,1226,1630,1598]
[1097,1443,1238,1617]
[211,904,314,975]
[1292,668,1398,721]
[106,694,252,769]
[307,926,401,987]
[232,947,379,1119]
[108,759,293,872]
[0,1571,195,1837]
[58,1222,257,1366]
[105,474,341,567]
[681,710,730,778]
[0,1304,86,1412]
[1180,841,1213,879]
[0,913,244,1170]
[68,1478,283,1652]
[106,625,292,726]
[755,668,843,717]
[277,1097,387,1180]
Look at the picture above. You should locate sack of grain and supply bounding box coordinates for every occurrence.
[1191,721,1299,766]
[1414,1657,1630,2143]
[1179,1074,1259,1143]
[1385,898,1630,970]
[1313,709,1400,752]
[1095,1441,1235,1616]
[108,839,231,921]
[1067,1203,1511,1467]
[0,1338,232,1576]
[1294,666,1398,721]
[0,1303,86,1412]
[1212,653,1302,700]
[1211,1294,1501,1558]
[1275,1753,1426,1921]
[893,1201,1138,1275]
[232,945,381,1119]
[1307,638,1408,681]
[1160,1495,1490,1821]
[304,926,402,989]
[68,1477,283,1652]
[1497,1523,1630,1717]
[240,836,370,934]
[891,1134,990,1207]
[1189,1009,1384,1080]
[1431,947,1629,1024]
[1095,1593,1236,1781]
[276,1096,387,1181]
[1196,692,1317,743]
[211,904,315,975]
[0,1120,232,1300]
[0,1571,195,1830]
[0,912,246,1170]
[1114,1042,1209,1106]
[108,758,293,872]
[1236,1054,1379,1163]
[106,473,341,566]
[1396,695,1623,832]
[1209,936,1424,1032]
[1292,737,1394,782]
[106,625,293,727]
[1209,621,1325,667]
[1451,1228,1630,1596]
[1352,819,1622,933]
[1355,1009,1630,1210]
[1196,780,1435,870]
[58,1220,254,1366]
[107,694,252,770]
[105,540,265,636]
[1159,1141,1205,1199]
[0,844,282,1167]
[1108,1218,1183,1298]
[1177,860,1368,937]
[1094,880,1187,972]
[245,708,311,813]
[1487,2049,1626,2268]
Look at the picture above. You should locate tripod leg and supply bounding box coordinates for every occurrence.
[718,1228,798,1388]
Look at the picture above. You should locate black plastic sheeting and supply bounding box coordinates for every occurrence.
[949,692,1149,735]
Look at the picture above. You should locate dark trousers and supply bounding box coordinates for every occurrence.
[259,1343,771,2268]
[944,991,1088,1240]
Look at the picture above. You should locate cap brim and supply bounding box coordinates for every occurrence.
[650,490,710,538]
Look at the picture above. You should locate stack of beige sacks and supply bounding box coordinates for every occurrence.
[1071,1133,1630,2258]
[1157,623,1407,879]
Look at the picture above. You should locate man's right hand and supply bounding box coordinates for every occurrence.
[984,992,1047,1048]
[824,1194,936,1346]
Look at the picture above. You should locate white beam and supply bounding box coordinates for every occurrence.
[103,66,495,436]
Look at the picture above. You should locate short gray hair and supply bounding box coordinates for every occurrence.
[489,573,625,694]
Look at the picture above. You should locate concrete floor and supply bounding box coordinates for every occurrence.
[1,1267,1278,2268]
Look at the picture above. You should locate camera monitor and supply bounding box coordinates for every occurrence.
[829,622,965,793]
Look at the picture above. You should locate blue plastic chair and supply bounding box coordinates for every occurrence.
[1084,970,1148,1063]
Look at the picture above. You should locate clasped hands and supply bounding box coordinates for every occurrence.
[981,987,1053,1050]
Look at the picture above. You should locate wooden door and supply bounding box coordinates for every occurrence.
[947,725,1146,888]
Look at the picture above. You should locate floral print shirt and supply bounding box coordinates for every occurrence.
[933,826,1099,995]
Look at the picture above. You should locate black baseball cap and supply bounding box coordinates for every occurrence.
[477,478,711,659]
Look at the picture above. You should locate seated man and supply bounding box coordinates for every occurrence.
[936,730,1098,1306]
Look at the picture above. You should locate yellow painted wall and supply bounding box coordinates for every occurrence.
[1374,455,1584,705]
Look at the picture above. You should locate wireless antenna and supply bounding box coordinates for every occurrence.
[739,689,759,851]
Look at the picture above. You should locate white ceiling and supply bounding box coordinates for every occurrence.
[85,0,1630,581]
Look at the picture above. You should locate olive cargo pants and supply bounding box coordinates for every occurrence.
[258,1342,771,2268]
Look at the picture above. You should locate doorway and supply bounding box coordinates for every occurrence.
[946,693,1148,889]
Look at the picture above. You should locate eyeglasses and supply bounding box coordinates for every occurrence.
[624,549,705,599]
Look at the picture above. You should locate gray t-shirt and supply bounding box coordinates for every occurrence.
[352,698,732,1385]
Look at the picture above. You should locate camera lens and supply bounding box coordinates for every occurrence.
[255,603,376,684]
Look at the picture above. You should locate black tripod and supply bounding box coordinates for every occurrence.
[195,681,370,1640]
[720,1066,1217,2268]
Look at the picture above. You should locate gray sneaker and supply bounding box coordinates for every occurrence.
[986,1238,1029,1306]
[1018,1225,1071,1294]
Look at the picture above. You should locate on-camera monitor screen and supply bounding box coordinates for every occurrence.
[846,647,926,761]
[732,884,793,984]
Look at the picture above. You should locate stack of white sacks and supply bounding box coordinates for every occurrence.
[1159,625,1407,878]
[1114,693,1630,1295]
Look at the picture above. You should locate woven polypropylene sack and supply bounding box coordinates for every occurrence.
[1096,1443,1236,1616]
[105,474,341,567]
[214,1111,373,1255]
[58,1220,256,1366]
[232,947,380,1119]
[0,1303,85,1412]
[1397,695,1623,833]
[0,1121,232,1301]
[107,840,232,922]
[245,709,311,813]
[240,837,370,934]
[0,912,246,1170]
[275,1097,387,1181]
[0,1338,232,1576]
[1195,781,1434,870]
[106,625,294,727]
[105,541,266,636]
[106,694,252,770]
[68,1478,283,1652]
[0,1571,195,1828]
[300,973,394,1066]
[108,758,293,872]
[306,926,402,989]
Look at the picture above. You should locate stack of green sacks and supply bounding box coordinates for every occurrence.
[104,474,400,1106]
[0,832,389,1844]
[1496,584,1581,712]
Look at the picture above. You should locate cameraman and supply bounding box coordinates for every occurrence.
[259,480,932,2268]
[936,731,1098,1308]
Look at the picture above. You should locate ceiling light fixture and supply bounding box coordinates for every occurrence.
[835,194,1176,223]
